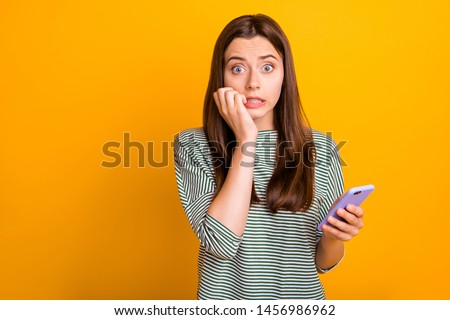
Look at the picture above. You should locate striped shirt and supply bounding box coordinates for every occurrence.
[174,128,344,299]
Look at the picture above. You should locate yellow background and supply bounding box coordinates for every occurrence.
[0,0,449,299]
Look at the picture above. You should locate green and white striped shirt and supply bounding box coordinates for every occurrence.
[174,128,344,299]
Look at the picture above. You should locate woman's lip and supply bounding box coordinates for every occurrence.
[244,100,265,108]
[245,97,265,108]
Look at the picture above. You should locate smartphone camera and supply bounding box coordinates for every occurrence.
[354,191,361,195]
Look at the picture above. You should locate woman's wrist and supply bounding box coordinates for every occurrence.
[320,233,343,247]
[233,140,256,167]
[316,233,344,270]
[236,135,257,144]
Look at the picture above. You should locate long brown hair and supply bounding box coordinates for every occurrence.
[203,14,316,213]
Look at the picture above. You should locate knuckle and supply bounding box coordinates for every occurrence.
[325,225,335,233]
[225,91,237,101]
[338,220,347,230]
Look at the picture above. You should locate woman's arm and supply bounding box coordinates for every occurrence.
[315,233,344,271]
[316,204,364,270]
[207,139,256,237]
[174,131,251,260]
[208,87,259,237]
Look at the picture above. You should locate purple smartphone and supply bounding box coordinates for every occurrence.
[317,184,375,231]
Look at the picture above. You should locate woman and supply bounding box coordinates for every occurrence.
[174,14,364,299]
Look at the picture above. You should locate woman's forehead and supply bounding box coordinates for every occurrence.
[224,36,280,59]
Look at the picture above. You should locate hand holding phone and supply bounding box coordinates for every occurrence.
[318,184,375,231]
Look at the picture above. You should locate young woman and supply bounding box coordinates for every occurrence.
[174,14,364,299]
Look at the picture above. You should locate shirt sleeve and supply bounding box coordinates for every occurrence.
[316,136,345,273]
[173,130,243,260]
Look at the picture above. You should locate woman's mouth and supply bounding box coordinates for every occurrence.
[244,97,265,108]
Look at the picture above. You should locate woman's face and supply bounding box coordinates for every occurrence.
[223,35,284,131]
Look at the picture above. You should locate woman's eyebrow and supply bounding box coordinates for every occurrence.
[259,54,278,60]
[226,54,278,64]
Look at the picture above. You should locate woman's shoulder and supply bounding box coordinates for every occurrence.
[174,127,215,170]
[310,128,341,153]
[174,127,211,158]
[175,127,208,145]
[310,128,341,166]
[310,128,337,146]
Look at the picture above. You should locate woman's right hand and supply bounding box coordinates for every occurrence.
[213,87,258,142]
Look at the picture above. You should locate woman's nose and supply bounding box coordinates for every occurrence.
[246,71,260,89]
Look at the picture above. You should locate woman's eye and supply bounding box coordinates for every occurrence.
[231,66,245,73]
[262,64,274,72]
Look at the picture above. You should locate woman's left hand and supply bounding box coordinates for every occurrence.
[321,204,364,242]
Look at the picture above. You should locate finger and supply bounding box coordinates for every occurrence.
[327,216,360,237]
[322,224,352,242]
[345,204,364,218]
[216,87,234,109]
[337,208,364,229]
[216,87,234,95]
[224,89,239,110]
[234,93,247,108]
[336,208,359,225]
